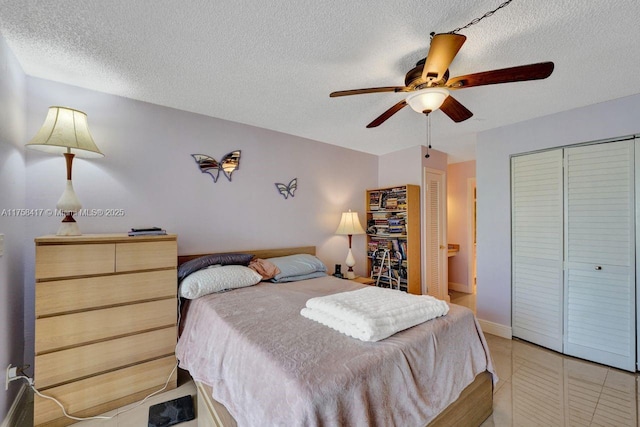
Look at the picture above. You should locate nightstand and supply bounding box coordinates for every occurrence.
[350,276,376,286]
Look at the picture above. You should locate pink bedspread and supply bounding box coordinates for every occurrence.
[176,276,495,427]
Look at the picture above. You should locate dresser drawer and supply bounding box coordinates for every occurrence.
[35,327,176,389]
[116,240,177,272]
[35,299,176,354]
[35,243,115,279]
[36,270,177,317]
[34,355,177,426]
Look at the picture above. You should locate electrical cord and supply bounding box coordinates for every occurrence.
[16,361,179,422]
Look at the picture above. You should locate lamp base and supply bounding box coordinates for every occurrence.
[345,248,356,279]
[57,220,81,236]
[56,175,82,236]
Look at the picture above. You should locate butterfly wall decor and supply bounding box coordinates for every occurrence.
[275,178,297,199]
[191,151,241,183]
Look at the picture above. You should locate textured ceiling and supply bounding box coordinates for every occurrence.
[1,0,640,162]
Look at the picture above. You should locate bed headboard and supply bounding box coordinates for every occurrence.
[177,246,316,266]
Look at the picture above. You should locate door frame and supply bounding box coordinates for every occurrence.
[467,177,477,294]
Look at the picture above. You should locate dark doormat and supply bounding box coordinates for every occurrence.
[148,395,196,427]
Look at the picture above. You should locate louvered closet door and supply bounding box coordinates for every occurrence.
[512,150,564,352]
[425,170,447,300]
[564,140,635,371]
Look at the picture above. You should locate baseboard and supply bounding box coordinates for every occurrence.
[478,319,512,339]
[1,383,30,427]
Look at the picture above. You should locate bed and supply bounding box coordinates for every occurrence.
[176,247,495,427]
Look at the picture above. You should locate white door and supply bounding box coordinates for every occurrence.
[511,150,564,352]
[424,169,447,300]
[564,140,635,371]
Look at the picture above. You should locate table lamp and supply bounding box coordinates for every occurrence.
[25,106,103,236]
[335,209,365,279]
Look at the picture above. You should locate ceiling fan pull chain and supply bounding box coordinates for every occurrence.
[448,0,514,34]
[428,113,432,150]
[425,114,432,159]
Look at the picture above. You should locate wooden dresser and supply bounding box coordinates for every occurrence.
[34,233,178,427]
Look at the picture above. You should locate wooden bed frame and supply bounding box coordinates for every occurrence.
[177,246,493,427]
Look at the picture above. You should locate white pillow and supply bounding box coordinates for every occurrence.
[179,265,262,299]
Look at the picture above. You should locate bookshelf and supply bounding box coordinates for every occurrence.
[366,184,421,294]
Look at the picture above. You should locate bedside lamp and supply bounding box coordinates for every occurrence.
[335,209,365,279]
[26,107,103,236]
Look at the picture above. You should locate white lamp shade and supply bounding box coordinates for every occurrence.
[25,106,103,158]
[335,210,365,235]
[406,88,450,113]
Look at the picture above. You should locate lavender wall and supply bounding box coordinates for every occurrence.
[22,77,378,365]
[476,93,640,328]
[378,146,423,186]
[378,145,447,188]
[446,160,475,291]
[378,145,448,294]
[0,34,26,418]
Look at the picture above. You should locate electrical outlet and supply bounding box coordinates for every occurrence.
[5,364,18,390]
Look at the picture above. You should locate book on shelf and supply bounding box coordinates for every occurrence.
[387,216,405,225]
[398,240,407,259]
[371,211,390,219]
[385,197,398,209]
[369,191,382,210]
[128,227,167,236]
[387,227,405,234]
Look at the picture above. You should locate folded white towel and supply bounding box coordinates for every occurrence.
[300,286,449,342]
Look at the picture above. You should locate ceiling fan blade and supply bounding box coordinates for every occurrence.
[366,100,408,128]
[446,62,554,89]
[439,95,473,122]
[421,33,466,84]
[330,86,410,97]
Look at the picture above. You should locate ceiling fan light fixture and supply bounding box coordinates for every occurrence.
[406,88,450,114]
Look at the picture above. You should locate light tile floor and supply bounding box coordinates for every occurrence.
[449,289,477,312]
[22,292,639,426]
[480,333,638,426]
[451,290,640,427]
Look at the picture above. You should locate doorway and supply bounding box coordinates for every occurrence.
[449,177,477,312]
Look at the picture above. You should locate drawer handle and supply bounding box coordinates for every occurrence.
[594,266,602,271]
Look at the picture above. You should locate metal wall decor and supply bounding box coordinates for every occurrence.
[191,151,241,182]
[275,178,297,199]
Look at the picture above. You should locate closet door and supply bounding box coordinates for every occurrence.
[564,140,635,371]
[512,150,564,352]
[424,169,447,299]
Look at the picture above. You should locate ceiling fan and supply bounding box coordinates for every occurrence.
[330,33,554,128]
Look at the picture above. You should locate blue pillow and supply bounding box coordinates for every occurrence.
[267,254,327,282]
[271,271,327,283]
